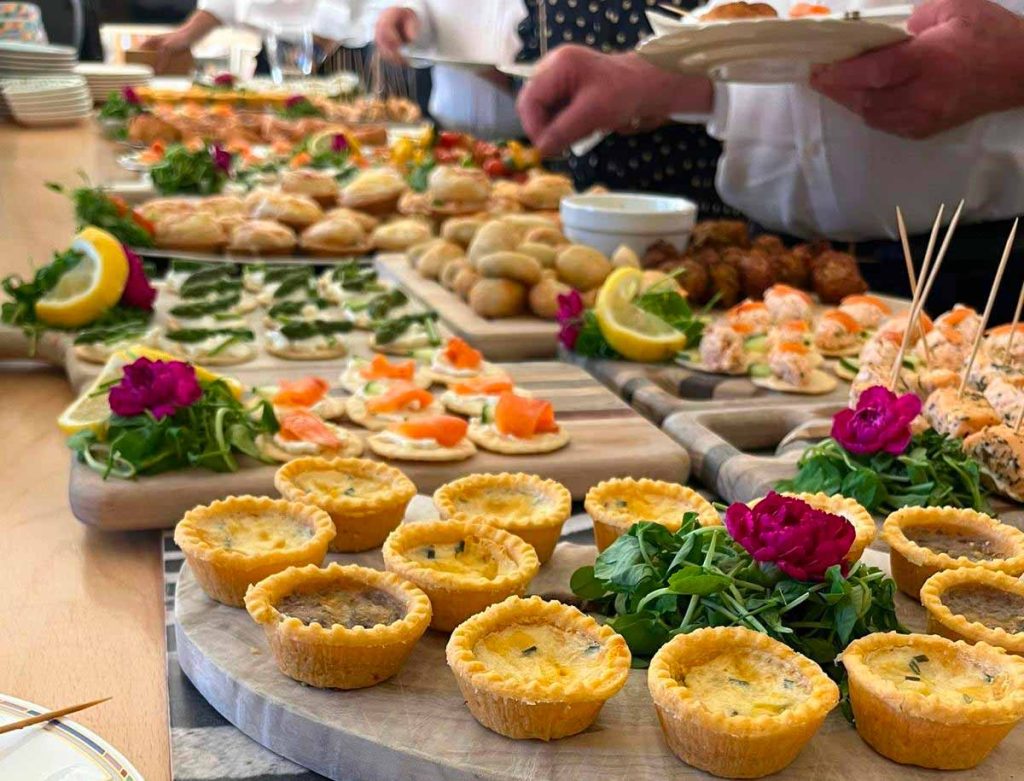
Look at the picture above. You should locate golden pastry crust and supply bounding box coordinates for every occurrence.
[882,506,1024,599]
[154,211,227,252]
[428,165,492,207]
[517,173,573,211]
[225,219,297,255]
[280,167,340,206]
[174,495,335,607]
[340,167,407,214]
[585,478,720,552]
[257,425,364,464]
[649,627,839,779]
[366,432,477,462]
[324,206,379,233]
[467,421,570,455]
[754,492,876,564]
[299,215,372,256]
[383,520,540,631]
[137,196,195,225]
[921,568,1024,654]
[195,194,247,218]
[841,632,1024,769]
[372,219,433,252]
[245,562,431,689]
[246,190,324,228]
[274,456,416,552]
[345,394,444,431]
[433,473,571,564]
[445,595,631,739]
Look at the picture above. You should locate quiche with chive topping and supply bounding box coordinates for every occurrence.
[921,569,1024,655]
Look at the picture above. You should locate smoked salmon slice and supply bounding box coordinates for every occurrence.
[441,337,482,370]
[366,382,434,414]
[494,392,558,438]
[273,376,330,407]
[823,309,862,333]
[451,376,514,396]
[360,354,415,381]
[278,410,341,447]
[942,306,976,326]
[392,415,467,447]
[776,342,810,355]
[766,284,812,303]
[841,294,891,314]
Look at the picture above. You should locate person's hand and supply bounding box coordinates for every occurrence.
[139,29,195,74]
[375,7,420,65]
[810,0,1024,139]
[516,46,713,156]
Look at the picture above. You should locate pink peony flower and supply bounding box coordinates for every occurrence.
[832,385,921,456]
[121,85,140,105]
[556,290,584,350]
[330,133,348,152]
[724,492,855,581]
[212,72,235,87]
[119,246,156,311]
[285,94,306,109]
[109,358,202,419]
[210,144,232,174]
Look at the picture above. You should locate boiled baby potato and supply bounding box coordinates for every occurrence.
[468,220,519,265]
[556,245,612,291]
[476,251,543,286]
[500,213,559,243]
[528,276,573,320]
[441,257,470,291]
[453,266,481,300]
[523,226,568,247]
[518,241,558,268]
[441,216,485,248]
[418,241,464,280]
[469,278,527,318]
[611,244,641,268]
[407,238,444,267]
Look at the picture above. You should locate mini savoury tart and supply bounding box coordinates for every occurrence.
[246,190,324,229]
[757,492,876,564]
[445,595,631,740]
[345,381,443,431]
[158,329,256,367]
[274,456,416,552]
[434,473,571,564]
[382,520,540,631]
[299,215,372,256]
[153,212,227,252]
[225,219,297,255]
[440,375,522,417]
[367,415,476,462]
[244,562,431,689]
[841,632,1024,769]
[882,507,1024,599]
[340,168,408,215]
[338,354,430,394]
[174,495,335,607]
[648,627,839,779]
[921,569,1024,654]
[426,338,500,384]
[468,393,570,455]
[258,410,364,463]
[585,478,720,552]
[280,167,340,207]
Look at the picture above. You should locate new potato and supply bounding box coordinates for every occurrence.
[556,245,612,291]
[529,276,572,319]
[469,278,527,318]
[476,251,543,286]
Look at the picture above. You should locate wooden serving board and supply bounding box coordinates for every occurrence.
[174,497,1021,781]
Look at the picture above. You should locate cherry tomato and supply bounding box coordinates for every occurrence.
[483,158,508,177]
[437,131,463,149]
[434,148,458,164]
[473,141,499,160]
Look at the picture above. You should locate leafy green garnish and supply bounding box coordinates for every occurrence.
[1,249,83,337]
[47,180,154,247]
[149,144,228,195]
[97,89,145,122]
[634,287,707,350]
[276,97,324,119]
[406,157,437,193]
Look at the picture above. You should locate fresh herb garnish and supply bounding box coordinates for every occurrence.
[1,249,83,338]
[149,144,229,195]
[46,181,154,247]
[406,157,437,193]
[276,96,324,119]
[634,286,708,350]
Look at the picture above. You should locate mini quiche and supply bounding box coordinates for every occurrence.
[585,478,719,552]
[468,392,570,455]
[345,380,443,431]
[921,569,1024,655]
[882,507,1024,599]
[245,562,431,689]
[174,495,335,607]
[754,492,876,564]
[382,520,540,631]
[841,632,1024,769]
[426,337,501,385]
[339,354,431,394]
[258,410,365,463]
[274,456,416,552]
[440,375,525,417]
[445,595,630,739]
[367,414,476,462]
[434,473,571,564]
[648,627,839,779]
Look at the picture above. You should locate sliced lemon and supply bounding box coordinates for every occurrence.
[594,267,687,363]
[57,351,132,435]
[35,227,129,328]
[307,127,360,157]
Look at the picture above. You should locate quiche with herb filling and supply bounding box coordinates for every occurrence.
[648,627,839,779]
[245,562,431,689]
[882,507,1024,599]
[585,478,719,551]
[753,492,876,564]
[445,595,630,739]
[383,520,540,631]
[434,473,571,564]
[174,495,335,607]
[841,632,1024,769]
[274,456,416,552]
[921,569,1024,655]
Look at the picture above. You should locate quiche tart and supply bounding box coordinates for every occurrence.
[921,569,1024,655]
[755,492,877,564]
[245,562,431,689]
[585,478,720,552]
[445,595,631,739]
[841,632,1024,769]
[274,456,416,552]
[882,507,1024,599]
[174,495,335,607]
[648,627,839,779]
[382,520,540,631]
[434,473,571,564]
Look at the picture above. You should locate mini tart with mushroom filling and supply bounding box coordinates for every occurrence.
[244,562,431,689]
[434,473,571,564]
[840,632,1024,769]
[751,492,876,564]
[174,495,335,607]
[881,507,1024,599]
[367,414,477,462]
[274,456,416,552]
[648,627,839,779]
[921,568,1024,654]
[468,392,570,455]
[345,380,444,431]
[382,520,540,631]
[445,595,631,740]
[585,478,720,552]
[258,410,364,464]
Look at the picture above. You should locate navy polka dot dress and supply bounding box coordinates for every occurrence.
[517,0,737,218]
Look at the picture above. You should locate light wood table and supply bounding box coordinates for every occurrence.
[0,125,171,779]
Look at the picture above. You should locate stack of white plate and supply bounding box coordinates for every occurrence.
[0,40,77,76]
[1,75,91,126]
[74,62,153,104]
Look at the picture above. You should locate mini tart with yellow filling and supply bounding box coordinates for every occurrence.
[754,492,876,564]
[921,568,1024,655]
[882,507,1024,599]
[274,457,416,553]
[244,562,431,689]
[433,473,571,564]
[584,478,719,552]
[648,627,839,779]
[445,595,630,739]
[841,632,1024,769]
[382,520,540,631]
[174,495,335,607]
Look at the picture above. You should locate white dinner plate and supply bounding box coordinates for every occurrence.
[73,63,152,77]
[0,40,76,55]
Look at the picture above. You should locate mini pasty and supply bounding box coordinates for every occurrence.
[195,194,247,218]
[138,197,195,226]
[517,173,573,211]
[154,211,227,251]
[281,168,340,206]
[324,206,379,233]
[246,189,324,228]
[227,219,297,255]
[300,215,369,255]
[340,167,407,213]
[428,165,491,208]
[372,219,433,252]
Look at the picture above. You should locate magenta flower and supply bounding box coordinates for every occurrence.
[330,133,348,152]
[285,94,306,109]
[109,358,202,419]
[832,385,921,456]
[725,492,855,581]
[210,144,232,174]
[212,72,235,87]
[121,85,140,105]
[556,290,585,350]
[119,246,156,311]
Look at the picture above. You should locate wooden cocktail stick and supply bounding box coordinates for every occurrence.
[1003,277,1024,365]
[0,697,110,736]
[896,206,933,365]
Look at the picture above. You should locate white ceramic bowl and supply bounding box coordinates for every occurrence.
[560,192,697,258]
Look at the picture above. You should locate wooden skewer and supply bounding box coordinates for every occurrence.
[658,3,696,18]
[1015,394,1024,431]
[0,697,111,736]
[896,206,933,365]
[1003,277,1024,366]
[958,218,1018,397]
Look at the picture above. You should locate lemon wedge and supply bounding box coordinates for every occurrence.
[307,127,360,157]
[35,227,129,328]
[594,267,687,363]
